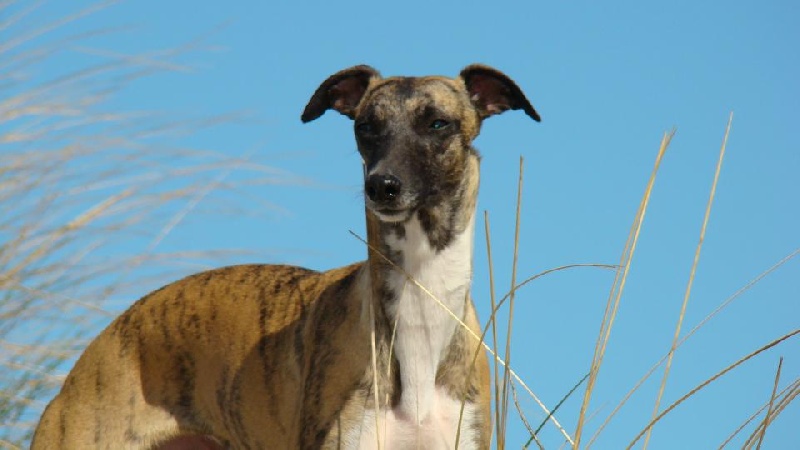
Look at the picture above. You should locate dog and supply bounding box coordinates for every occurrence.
[32,64,539,449]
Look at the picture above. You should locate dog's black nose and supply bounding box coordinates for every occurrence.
[365,174,402,204]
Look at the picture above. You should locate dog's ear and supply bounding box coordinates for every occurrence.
[459,64,540,122]
[301,65,381,123]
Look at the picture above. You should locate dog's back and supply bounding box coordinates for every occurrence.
[33,263,369,449]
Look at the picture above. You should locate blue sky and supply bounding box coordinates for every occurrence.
[12,1,799,448]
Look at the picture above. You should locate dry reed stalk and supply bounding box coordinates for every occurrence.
[573,130,674,448]
[753,357,783,449]
[625,329,800,449]
[716,377,800,448]
[642,113,733,449]
[585,246,800,448]
[484,211,502,446]
[741,380,800,449]
[499,156,525,448]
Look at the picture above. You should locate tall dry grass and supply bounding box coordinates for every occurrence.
[0,2,287,447]
[479,118,800,449]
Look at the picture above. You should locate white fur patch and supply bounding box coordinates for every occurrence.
[345,387,481,449]
[385,214,475,422]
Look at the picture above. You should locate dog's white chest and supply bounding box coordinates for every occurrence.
[347,388,482,449]
[384,216,474,422]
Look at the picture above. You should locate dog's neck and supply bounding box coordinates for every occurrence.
[364,155,479,422]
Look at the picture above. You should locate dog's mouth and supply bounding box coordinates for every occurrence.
[366,193,418,223]
[368,205,414,223]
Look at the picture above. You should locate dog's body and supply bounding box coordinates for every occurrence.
[32,65,539,449]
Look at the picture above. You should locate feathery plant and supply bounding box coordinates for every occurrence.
[0,2,288,447]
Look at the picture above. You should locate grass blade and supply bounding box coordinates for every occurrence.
[586,246,800,448]
[499,156,525,448]
[483,211,502,447]
[574,129,674,448]
[717,377,800,449]
[626,329,800,450]
[741,380,800,449]
[643,112,733,449]
[752,357,784,450]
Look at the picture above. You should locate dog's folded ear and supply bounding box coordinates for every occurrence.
[460,65,540,122]
[301,65,381,123]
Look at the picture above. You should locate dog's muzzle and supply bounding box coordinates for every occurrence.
[365,174,401,204]
[364,173,413,222]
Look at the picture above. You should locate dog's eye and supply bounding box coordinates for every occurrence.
[356,122,374,134]
[430,119,450,130]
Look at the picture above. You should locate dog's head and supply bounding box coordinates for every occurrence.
[302,65,539,224]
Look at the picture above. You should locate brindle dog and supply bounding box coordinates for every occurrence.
[32,64,539,450]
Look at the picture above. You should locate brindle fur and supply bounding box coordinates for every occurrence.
[32,64,539,449]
